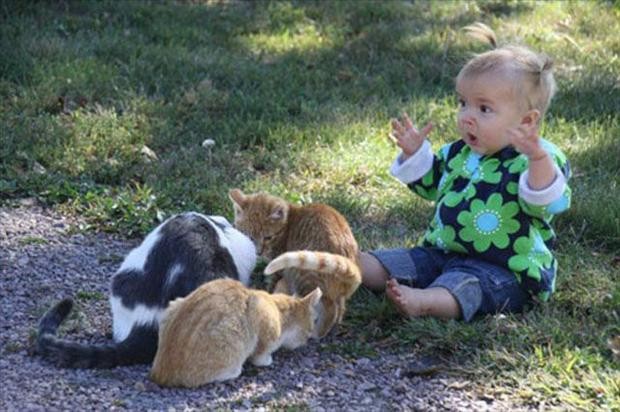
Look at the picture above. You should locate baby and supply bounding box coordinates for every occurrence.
[360,25,572,321]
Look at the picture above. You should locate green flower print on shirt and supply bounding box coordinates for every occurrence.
[427,221,468,254]
[506,181,519,196]
[538,290,550,302]
[443,153,502,207]
[426,209,468,254]
[435,225,468,253]
[457,193,520,252]
[532,218,554,242]
[414,185,435,199]
[504,155,528,174]
[414,169,438,200]
[508,230,553,281]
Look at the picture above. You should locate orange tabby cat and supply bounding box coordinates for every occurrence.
[228,189,361,337]
[150,278,322,388]
[264,250,361,328]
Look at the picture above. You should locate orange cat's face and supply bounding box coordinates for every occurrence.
[283,287,323,349]
[229,189,288,259]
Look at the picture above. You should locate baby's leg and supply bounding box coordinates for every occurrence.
[386,279,461,319]
[359,252,389,291]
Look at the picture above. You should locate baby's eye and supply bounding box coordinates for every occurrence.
[480,105,492,113]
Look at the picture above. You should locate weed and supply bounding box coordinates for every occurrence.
[75,290,105,302]
[3,341,23,354]
[18,236,48,246]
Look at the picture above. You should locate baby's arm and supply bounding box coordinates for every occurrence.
[508,125,571,218]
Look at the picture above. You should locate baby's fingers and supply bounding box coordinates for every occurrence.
[420,122,433,139]
[391,118,405,135]
[402,113,415,131]
[387,132,398,145]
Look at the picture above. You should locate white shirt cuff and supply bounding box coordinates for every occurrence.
[518,165,567,206]
[389,140,434,184]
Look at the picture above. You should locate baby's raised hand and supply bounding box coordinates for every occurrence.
[389,113,433,160]
[506,125,547,161]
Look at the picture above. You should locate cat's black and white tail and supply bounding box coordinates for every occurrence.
[36,298,158,369]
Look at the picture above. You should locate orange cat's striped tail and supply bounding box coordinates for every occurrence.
[264,251,361,286]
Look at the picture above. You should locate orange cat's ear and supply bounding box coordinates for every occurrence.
[304,287,322,307]
[228,189,246,208]
[270,204,288,221]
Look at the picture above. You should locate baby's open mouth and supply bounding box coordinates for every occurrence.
[466,132,478,145]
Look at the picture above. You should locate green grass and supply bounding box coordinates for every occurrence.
[1,0,618,409]
[75,290,106,302]
[18,236,49,245]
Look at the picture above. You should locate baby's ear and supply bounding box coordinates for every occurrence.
[520,109,541,128]
[229,188,246,208]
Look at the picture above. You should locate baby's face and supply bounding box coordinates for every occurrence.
[456,72,524,155]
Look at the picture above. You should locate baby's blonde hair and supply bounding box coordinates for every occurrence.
[457,23,556,119]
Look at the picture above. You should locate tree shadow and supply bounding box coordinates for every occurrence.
[4,0,613,241]
[557,132,620,250]
[552,74,620,123]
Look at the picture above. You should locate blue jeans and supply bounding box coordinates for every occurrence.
[369,247,529,321]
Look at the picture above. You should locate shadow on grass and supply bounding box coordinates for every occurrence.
[3,0,616,244]
[554,120,620,250]
[1,0,534,145]
[552,75,620,124]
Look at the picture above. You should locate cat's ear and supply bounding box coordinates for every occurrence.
[304,287,322,307]
[229,189,247,209]
[270,204,288,222]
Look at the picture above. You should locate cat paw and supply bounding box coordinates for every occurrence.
[252,354,273,367]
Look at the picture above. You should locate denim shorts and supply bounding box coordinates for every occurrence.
[369,247,529,321]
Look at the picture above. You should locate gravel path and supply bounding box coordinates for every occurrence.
[0,202,522,411]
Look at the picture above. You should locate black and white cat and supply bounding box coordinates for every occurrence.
[36,212,256,368]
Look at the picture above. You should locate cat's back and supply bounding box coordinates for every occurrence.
[111,213,255,304]
[160,278,251,340]
[288,203,358,258]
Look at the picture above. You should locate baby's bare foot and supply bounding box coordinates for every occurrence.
[385,279,424,318]
[386,280,462,320]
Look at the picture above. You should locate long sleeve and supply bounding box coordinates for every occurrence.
[518,143,572,220]
[390,140,451,201]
